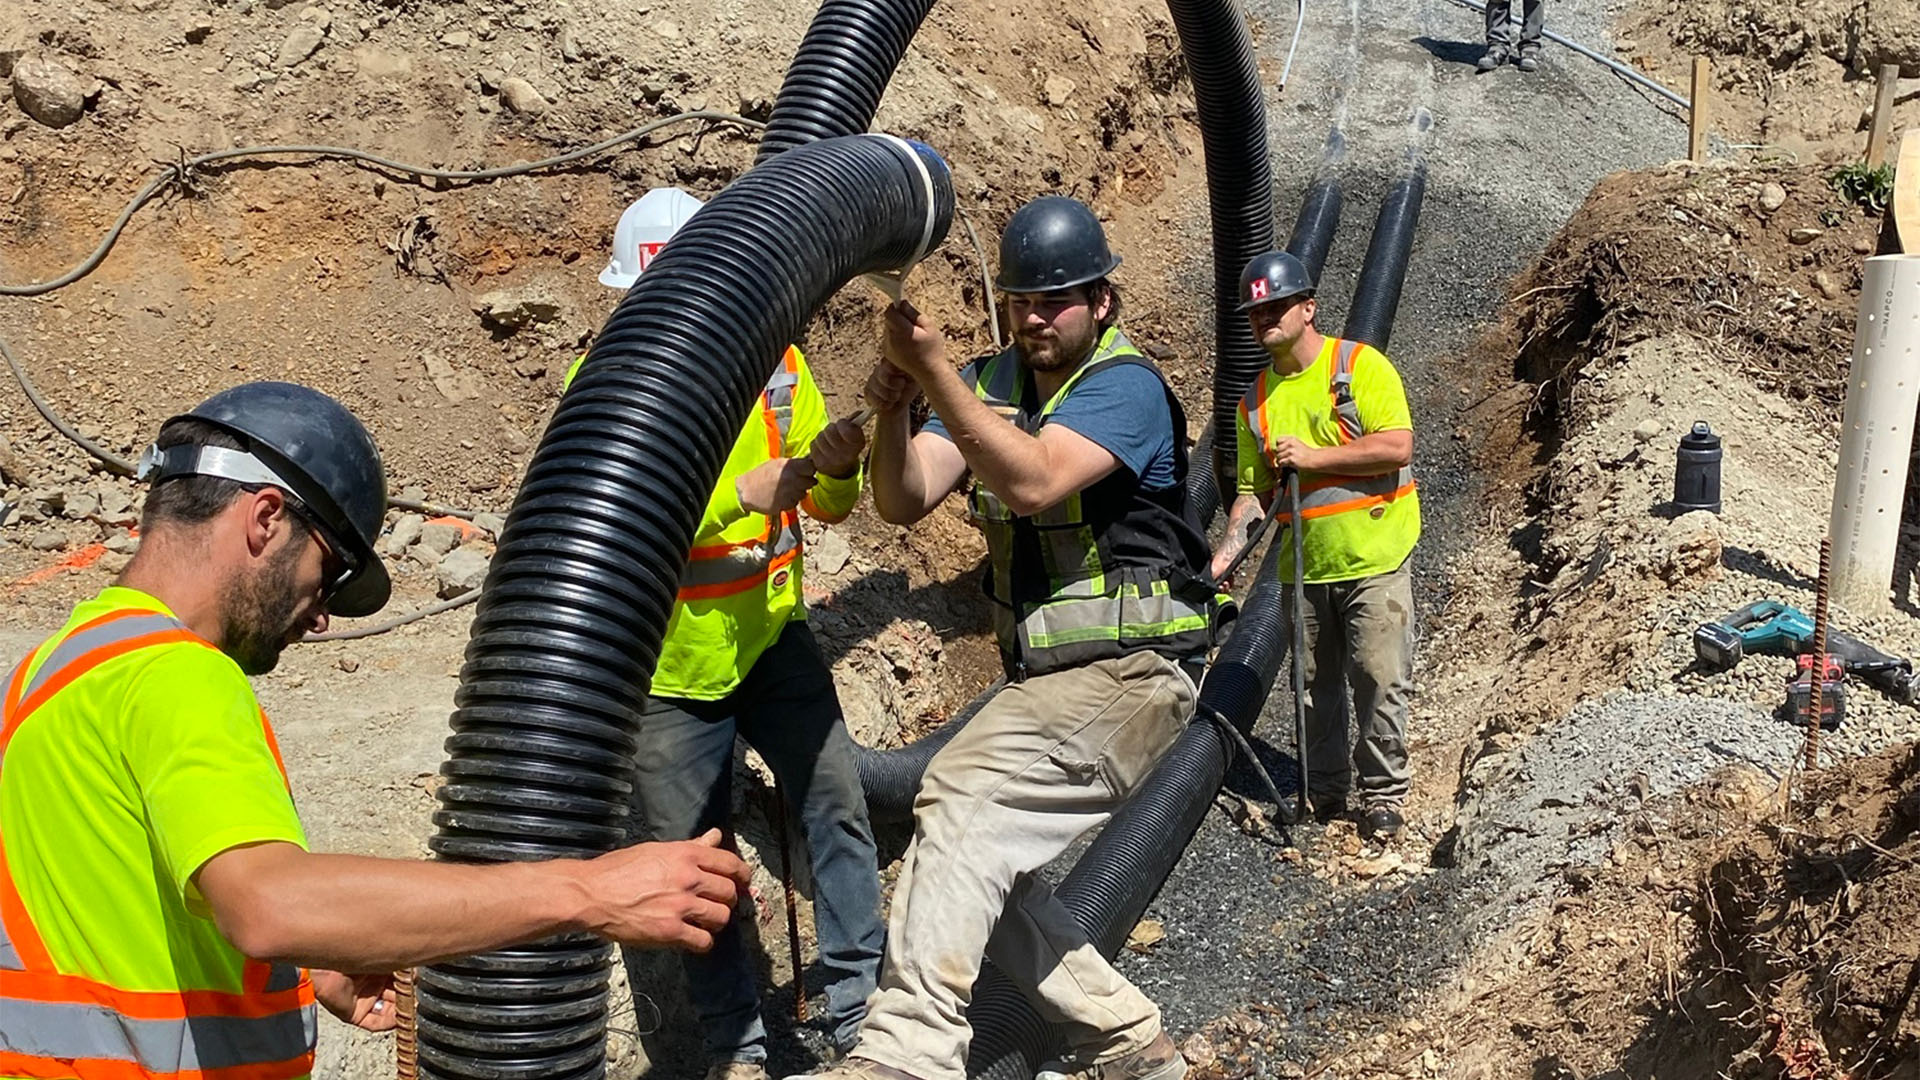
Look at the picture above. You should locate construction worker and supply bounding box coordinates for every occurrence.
[1209,251,1421,841]
[572,187,884,1080]
[0,382,750,1079]
[1477,0,1544,70]
[806,196,1215,1080]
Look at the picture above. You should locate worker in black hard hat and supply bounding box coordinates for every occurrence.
[0,382,751,1080]
[1211,251,1422,842]
[801,197,1214,1080]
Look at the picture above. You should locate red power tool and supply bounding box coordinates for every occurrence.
[1785,653,1845,732]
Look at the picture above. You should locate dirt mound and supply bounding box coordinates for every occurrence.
[1506,162,1881,422]
[1617,0,1918,160]
[1704,749,1920,1079]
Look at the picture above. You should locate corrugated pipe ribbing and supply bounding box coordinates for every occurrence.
[416,134,954,1080]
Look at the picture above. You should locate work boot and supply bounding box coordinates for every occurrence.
[1515,44,1541,71]
[707,1064,770,1080]
[1475,43,1510,72]
[1037,1032,1188,1080]
[1309,791,1350,825]
[1360,804,1404,842]
[786,1058,928,1080]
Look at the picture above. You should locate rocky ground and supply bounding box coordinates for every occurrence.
[3,0,1918,1078]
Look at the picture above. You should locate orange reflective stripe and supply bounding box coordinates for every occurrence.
[0,967,313,1020]
[675,544,800,602]
[0,1048,313,1080]
[0,835,55,972]
[254,708,292,792]
[1274,480,1417,525]
[2,656,27,727]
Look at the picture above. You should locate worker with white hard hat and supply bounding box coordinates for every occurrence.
[568,187,883,1080]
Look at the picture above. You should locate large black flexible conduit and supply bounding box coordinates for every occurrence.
[1340,143,1428,351]
[960,152,1429,1080]
[754,0,937,162]
[415,134,954,1080]
[1184,135,1346,531]
[1172,0,1278,517]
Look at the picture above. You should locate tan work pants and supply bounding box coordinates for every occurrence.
[850,650,1196,1080]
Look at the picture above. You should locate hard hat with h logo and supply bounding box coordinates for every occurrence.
[600,186,706,290]
[1236,250,1317,312]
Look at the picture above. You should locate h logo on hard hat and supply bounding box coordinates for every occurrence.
[1250,278,1269,301]
[637,242,667,272]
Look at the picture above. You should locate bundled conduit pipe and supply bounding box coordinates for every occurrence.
[960,150,1429,1079]
[414,134,955,1080]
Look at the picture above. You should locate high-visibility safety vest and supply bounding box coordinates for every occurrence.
[963,327,1217,679]
[1,596,317,1080]
[1237,336,1421,584]
[563,345,861,700]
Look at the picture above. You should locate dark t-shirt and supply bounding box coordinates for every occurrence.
[923,359,1178,490]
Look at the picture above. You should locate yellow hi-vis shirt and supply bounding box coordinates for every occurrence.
[564,346,862,700]
[0,586,316,1080]
[1236,336,1421,584]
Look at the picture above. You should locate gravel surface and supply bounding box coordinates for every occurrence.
[1105,0,1685,1058]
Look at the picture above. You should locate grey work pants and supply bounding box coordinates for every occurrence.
[849,650,1197,1080]
[1485,0,1544,48]
[1288,560,1416,807]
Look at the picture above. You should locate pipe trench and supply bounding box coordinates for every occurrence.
[416,134,953,1080]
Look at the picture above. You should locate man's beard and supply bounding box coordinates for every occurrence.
[1016,324,1097,373]
[220,539,310,676]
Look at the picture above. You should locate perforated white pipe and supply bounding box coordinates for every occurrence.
[1829,254,1920,612]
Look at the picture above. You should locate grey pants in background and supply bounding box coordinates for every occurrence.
[1485,0,1544,49]
[1288,560,1416,808]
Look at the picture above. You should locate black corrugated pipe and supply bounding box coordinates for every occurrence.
[1340,148,1427,351]
[415,133,954,1080]
[1185,136,1345,532]
[857,678,1005,824]
[1171,0,1277,519]
[754,0,938,162]
[964,538,1290,1080]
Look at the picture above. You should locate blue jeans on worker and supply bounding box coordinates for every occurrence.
[621,621,885,1063]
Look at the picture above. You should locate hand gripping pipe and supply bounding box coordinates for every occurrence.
[961,157,1427,1080]
[415,134,954,1080]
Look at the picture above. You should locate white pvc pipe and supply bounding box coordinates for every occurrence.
[1829,254,1920,613]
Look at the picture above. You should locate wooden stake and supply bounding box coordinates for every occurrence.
[1895,129,1920,254]
[1866,63,1901,168]
[1688,57,1711,163]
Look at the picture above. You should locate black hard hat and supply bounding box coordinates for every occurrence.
[994,196,1122,293]
[137,382,392,617]
[1236,250,1317,312]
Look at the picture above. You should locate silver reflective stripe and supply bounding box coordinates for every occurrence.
[0,997,316,1071]
[15,613,185,707]
[766,364,800,444]
[1331,339,1363,441]
[0,924,20,970]
[678,516,803,591]
[1292,467,1416,515]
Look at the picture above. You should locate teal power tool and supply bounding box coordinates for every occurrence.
[1693,600,1920,706]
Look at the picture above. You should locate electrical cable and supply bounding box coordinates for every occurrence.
[305,588,481,642]
[1,333,137,475]
[0,110,765,297]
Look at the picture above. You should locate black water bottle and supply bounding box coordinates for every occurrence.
[1675,421,1722,514]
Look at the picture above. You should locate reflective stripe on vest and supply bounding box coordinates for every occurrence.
[0,609,317,1079]
[966,330,1212,675]
[1238,338,1416,525]
[677,346,804,602]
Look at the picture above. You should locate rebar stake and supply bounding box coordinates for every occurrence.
[772,787,807,1023]
[1804,538,1833,778]
[395,967,418,1080]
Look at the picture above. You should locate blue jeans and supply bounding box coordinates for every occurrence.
[621,622,885,1063]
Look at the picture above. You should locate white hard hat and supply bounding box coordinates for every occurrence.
[599,186,706,289]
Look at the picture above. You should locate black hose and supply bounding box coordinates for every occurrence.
[1285,131,1347,286]
[755,0,938,163]
[1171,0,1277,520]
[415,133,953,1080]
[1340,151,1427,351]
[857,677,1006,824]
